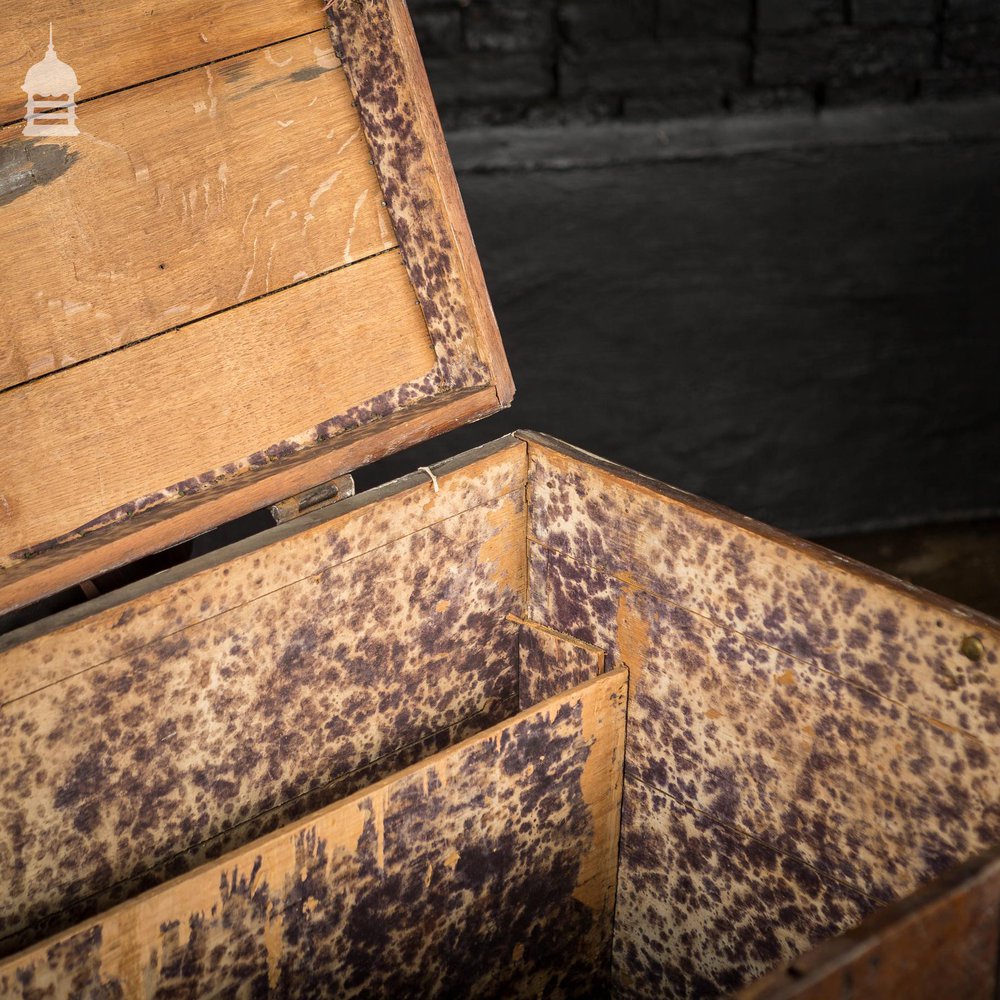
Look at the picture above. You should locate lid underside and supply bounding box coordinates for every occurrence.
[0,0,513,612]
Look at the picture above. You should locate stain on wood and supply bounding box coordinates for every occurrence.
[0,670,627,999]
[0,490,524,955]
[511,614,605,709]
[522,434,1000,748]
[520,431,1000,993]
[0,437,527,699]
[3,697,519,959]
[740,847,1000,1000]
[623,587,1000,902]
[0,0,328,126]
[0,140,77,208]
[613,778,876,1000]
[325,0,513,401]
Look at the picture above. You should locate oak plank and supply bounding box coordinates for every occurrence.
[0,249,435,557]
[0,0,327,126]
[0,670,627,998]
[0,388,506,616]
[0,489,524,952]
[0,32,394,390]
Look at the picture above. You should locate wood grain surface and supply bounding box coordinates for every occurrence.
[0,0,327,126]
[614,778,875,1000]
[0,459,526,954]
[520,430,1000,996]
[511,614,605,710]
[0,669,627,999]
[1,249,435,557]
[740,847,1000,1000]
[0,436,527,697]
[0,32,394,389]
[0,388,503,616]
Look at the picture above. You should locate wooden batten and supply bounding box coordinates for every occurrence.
[0,0,512,614]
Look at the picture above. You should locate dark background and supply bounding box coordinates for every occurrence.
[358,0,1000,541]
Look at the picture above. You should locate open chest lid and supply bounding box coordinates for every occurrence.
[0,0,513,613]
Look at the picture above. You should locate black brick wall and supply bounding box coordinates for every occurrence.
[409,0,1000,126]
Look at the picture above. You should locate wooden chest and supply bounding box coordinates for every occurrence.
[1,1,999,997]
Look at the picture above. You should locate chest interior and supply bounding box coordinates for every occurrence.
[1,1,999,998]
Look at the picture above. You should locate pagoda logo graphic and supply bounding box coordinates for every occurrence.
[22,25,80,137]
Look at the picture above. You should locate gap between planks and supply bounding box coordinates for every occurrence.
[0,29,333,133]
[0,245,400,400]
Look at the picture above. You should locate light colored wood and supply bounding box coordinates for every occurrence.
[739,848,1000,1000]
[327,0,514,402]
[510,614,605,709]
[0,0,327,125]
[3,0,514,609]
[0,389,505,616]
[0,32,394,390]
[0,485,525,951]
[0,669,627,998]
[0,437,527,702]
[0,249,435,557]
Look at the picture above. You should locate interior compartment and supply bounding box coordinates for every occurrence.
[1,432,998,998]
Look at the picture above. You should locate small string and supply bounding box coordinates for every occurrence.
[418,466,440,493]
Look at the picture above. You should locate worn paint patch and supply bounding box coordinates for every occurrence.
[0,140,78,209]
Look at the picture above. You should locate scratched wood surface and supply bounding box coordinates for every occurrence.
[0,0,326,126]
[519,430,1000,996]
[2,0,513,611]
[0,32,394,390]
[0,443,527,956]
[741,847,1000,1000]
[511,614,605,710]
[1,249,434,557]
[0,670,627,999]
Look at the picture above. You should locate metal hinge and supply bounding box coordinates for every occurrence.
[269,474,355,525]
